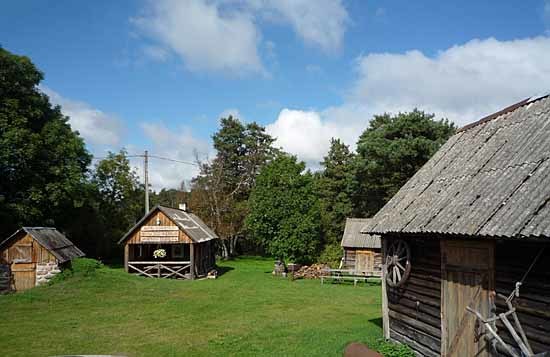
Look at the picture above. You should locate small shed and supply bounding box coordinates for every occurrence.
[0,227,85,292]
[119,205,218,280]
[340,218,381,272]
[362,95,550,356]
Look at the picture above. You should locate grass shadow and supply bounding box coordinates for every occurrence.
[368,317,383,329]
[216,265,234,277]
[105,262,124,269]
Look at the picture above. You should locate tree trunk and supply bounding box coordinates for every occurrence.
[229,236,239,256]
[220,239,229,260]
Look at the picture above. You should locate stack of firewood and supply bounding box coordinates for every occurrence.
[292,264,329,280]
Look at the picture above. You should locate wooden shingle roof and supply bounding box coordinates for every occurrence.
[363,94,550,239]
[341,218,381,249]
[0,227,85,263]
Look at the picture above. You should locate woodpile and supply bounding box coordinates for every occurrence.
[292,264,329,280]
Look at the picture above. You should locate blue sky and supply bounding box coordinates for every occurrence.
[2,0,550,189]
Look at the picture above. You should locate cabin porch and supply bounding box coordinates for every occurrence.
[126,243,194,279]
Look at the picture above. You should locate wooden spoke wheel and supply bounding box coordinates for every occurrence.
[385,239,411,287]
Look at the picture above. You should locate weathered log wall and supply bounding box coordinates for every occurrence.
[386,237,441,357]
[495,241,550,354]
[342,248,382,271]
[343,248,356,268]
[0,264,10,293]
[194,241,216,277]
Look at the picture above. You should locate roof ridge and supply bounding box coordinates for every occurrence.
[458,94,550,133]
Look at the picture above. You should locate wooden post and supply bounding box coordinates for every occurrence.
[381,237,390,339]
[124,244,129,273]
[189,243,195,280]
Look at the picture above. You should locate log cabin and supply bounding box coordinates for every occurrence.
[119,205,218,280]
[0,227,84,292]
[362,95,550,356]
[341,218,381,273]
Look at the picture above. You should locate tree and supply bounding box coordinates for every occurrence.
[0,47,91,238]
[353,110,456,217]
[91,150,144,260]
[190,116,278,258]
[150,187,190,208]
[245,155,321,264]
[315,138,356,265]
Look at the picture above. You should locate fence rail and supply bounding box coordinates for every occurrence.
[128,261,191,279]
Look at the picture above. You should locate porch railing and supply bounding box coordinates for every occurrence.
[128,261,191,279]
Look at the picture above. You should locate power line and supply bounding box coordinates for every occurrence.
[148,154,197,166]
[92,153,198,166]
[92,151,198,214]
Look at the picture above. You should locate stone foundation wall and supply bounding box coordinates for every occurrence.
[36,262,61,286]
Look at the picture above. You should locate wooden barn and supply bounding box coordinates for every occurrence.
[340,218,382,273]
[119,205,218,280]
[362,95,550,356]
[0,227,84,292]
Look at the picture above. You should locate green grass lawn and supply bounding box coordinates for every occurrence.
[0,257,384,357]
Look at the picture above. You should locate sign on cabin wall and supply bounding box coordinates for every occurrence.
[140,226,179,242]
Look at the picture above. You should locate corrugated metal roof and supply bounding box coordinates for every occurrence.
[158,206,219,243]
[341,218,381,248]
[0,227,85,263]
[118,205,219,244]
[362,94,550,239]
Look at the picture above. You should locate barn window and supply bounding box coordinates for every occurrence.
[138,245,143,257]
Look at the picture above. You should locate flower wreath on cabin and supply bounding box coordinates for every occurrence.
[153,249,166,259]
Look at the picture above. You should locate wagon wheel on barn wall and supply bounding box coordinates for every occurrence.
[385,240,411,288]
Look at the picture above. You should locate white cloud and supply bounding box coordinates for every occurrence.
[254,0,348,53]
[42,87,123,146]
[138,122,212,191]
[267,36,550,166]
[351,36,550,124]
[133,0,264,75]
[266,109,360,167]
[219,108,245,121]
[132,0,348,74]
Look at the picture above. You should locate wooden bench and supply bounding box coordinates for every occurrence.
[321,269,382,286]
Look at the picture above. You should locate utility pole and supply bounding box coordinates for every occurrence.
[144,150,149,214]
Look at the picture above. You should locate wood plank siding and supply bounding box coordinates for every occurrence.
[1,233,57,264]
[385,236,441,357]
[441,240,494,357]
[125,210,193,244]
[0,233,59,291]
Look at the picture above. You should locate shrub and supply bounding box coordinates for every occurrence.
[50,258,103,284]
[372,339,415,357]
[317,243,342,268]
[70,258,103,276]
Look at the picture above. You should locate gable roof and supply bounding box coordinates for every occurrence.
[341,218,381,248]
[118,205,219,244]
[362,94,550,240]
[0,227,85,263]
